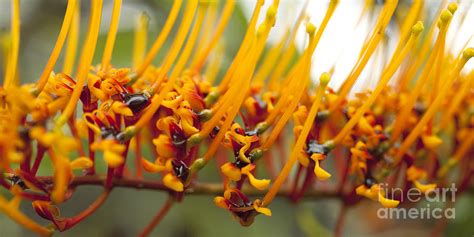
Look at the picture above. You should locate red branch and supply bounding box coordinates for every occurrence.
[36,175,340,198]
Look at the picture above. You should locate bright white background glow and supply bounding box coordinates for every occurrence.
[241,0,474,93]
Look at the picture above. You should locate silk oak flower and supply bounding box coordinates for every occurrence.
[0,0,473,235]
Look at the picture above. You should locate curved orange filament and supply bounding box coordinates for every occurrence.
[63,0,81,75]
[195,2,218,56]
[391,9,453,143]
[261,62,309,150]
[197,1,265,136]
[204,42,224,84]
[217,0,264,93]
[0,195,52,236]
[267,0,308,91]
[451,131,474,162]
[253,28,289,84]
[134,0,183,78]
[169,4,205,80]
[263,60,303,126]
[392,0,423,57]
[262,31,318,149]
[34,0,77,94]
[101,0,122,69]
[333,22,423,145]
[262,73,329,207]
[438,72,473,130]
[394,48,474,164]
[331,0,398,111]
[191,0,235,72]
[133,13,149,68]
[437,130,474,178]
[131,0,198,132]
[148,0,199,94]
[203,5,278,162]
[56,0,103,128]
[3,0,21,89]
[263,1,338,149]
[397,0,446,92]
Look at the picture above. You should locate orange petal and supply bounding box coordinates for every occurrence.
[355,185,377,200]
[313,159,331,181]
[221,163,242,181]
[8,151,24,163]
[246,172,270,190]
[111,101,133,116]
[70,157,93,170]
[142,159,166,173]
[103,151,124,168]
[421,135,442,150]
[253,201,272,216]
[378,193,400,208]
[357,117,374,135]
[163,173,184,192]
[214,196,228,209]
[414,180,437,193]
[152,135,175,158]
[297,152,310,167]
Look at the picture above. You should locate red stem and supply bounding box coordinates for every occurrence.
[139,197,174,237]
[290,164,304,201]
[115,140,130,177]
[105,167,115,189]
[115,116,136,177]
[87,127,96,175]
[337,157,350,194]
[84,100,98,175]
[334,204,347,237]
[19,141,32,173]
[18,191,50,201]
[0,178,11,189]
[263,151,278,179]
[31,144,46,176]
[430,201,454,237]
[293,164,315,202]
[62,190,111,231]
[68,116,85,156]
[135,133,143,179]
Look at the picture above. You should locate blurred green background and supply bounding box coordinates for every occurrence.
[0,0,473,236]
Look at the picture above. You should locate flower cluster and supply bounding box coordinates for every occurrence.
[0,0,473,236]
